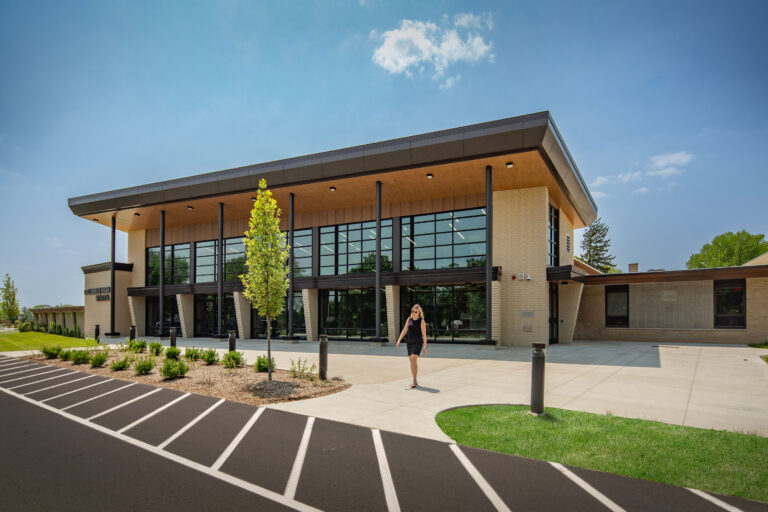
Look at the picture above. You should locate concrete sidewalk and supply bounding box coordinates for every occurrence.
[5,338,768,442]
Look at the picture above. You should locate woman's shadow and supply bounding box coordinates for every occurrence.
[409,385,440,393]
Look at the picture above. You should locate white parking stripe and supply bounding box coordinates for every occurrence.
[0,366,51,380]
[449,444,511,512]
[284,416,315,501]
[25,375,95,395]
[372,429,401,512]
[0,364,37,374]
[0,368,67,385]
[0,385,321,512]
[9,371,76,390]
[0,361,31,369]
[61,382,136,411]
[211,408,265,471]
[87,388,162,421]
[157,399,225,450]
[41,378,113,403]
[117,393,191,434]
[550,462,627,512]
[687,489,744,512]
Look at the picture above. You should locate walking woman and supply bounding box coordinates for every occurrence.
[396,304,428,388]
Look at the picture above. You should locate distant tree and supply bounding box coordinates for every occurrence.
[349,253,393,273]
[686,230,768,269]
[241,179,289,381]
[1,274,20,324]
[20,306,33,323]
[579,218,616,273]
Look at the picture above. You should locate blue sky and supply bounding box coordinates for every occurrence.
[1,0,766,307]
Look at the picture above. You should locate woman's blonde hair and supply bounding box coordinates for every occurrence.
[410,304,424,319]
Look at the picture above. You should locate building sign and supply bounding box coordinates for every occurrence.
[85,287,111,302]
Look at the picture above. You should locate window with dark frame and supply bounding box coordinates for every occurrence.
[605,284,629,327]
[319,220,392,276]
[548,204,559,267]
[714,279,746,328]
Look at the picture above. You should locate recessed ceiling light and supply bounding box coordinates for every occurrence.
[92,218,98,221]
[426,173,433,179]
[187,205,194,211]
[506,162,514,168]
[134,212,140,217]
[250,197,256,201]
[329,186,336,192]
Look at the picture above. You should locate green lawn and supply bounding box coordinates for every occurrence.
[749,343,768,349]
[0,332,98,352]
[436,405,768,503]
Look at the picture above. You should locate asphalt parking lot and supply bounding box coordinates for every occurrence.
[1,354,765,512]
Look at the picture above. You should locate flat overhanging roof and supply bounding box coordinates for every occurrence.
[69,111,598,229]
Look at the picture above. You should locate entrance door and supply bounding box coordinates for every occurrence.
[549,283,559,344]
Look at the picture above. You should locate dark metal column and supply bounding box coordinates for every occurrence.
[159,210,165,337]
[218,202,223,338]
[486,165,493,344]
[375,181,382,340]
[287,192,295,338]
[108,215,118,335]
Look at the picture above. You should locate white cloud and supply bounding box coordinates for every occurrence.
[453,12,494,30]
[649,151,693,169]
[371,16,494,81]
[633,187,649,194]
[617,171,643,182]
[591,176,611,187]
[592,191,607,198]
[647,166,684,178]
[439,74,461,89]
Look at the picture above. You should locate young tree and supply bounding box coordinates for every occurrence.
[579,218,616,273]
[241,179,289,381]
[686,230,768,268]
[1,274,20,325]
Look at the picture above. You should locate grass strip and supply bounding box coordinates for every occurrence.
[0,332,98,352]
[749,343,768,349]
[436,405,768,503]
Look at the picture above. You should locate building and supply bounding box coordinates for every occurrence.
[31,306,85,333]
[67,112,768,345]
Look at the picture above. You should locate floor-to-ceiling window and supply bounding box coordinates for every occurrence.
[401,208,486,271]
[145,296,182,336]
[399,284,486,342]
[291,228,313,277]
[320,220,392,275]
[319,288,387,340]
[193,294,238,337]
[548,205,560,267]
[146,244,191,285]
[251,295,306,339]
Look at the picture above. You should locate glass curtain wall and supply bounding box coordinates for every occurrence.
[319,288,387,340]
[224,238,246,281]
[291,228,313,277]
[146,243,191,285]
[548,205,560,267]
[320,220,392,275]
[401,208,486,271]
[193,294,238,337]
[145,296,182,336]
[251,295,306,339]
[195,241,217,283]
[399,284,486,342]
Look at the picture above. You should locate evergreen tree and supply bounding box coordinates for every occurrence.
[1,274,20,325]
[686,230,768,268]
[241,179,289,381]
[579,218,616,273]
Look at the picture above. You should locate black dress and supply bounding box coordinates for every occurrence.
[405,317,424,356]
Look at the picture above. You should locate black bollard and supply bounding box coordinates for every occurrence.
[319,334,328,381]
[94,324,100,343]
[228,330,236,352]
[170,327,177,348]
[129,325,136,341]
[530,342,546,415]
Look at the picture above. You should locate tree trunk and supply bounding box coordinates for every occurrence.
[266,315,272,381]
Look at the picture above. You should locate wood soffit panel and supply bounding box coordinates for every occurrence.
[82,151,584,233]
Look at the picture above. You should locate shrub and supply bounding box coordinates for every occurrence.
[41,345,62,359]
[165,346,181,360]
[90,350,108,368]
[58,349,72,361]
[255,355,275,373]
[148,342,164,356]
[201,348,220,365]
[19,322,33,333]
[222,351,245,369]
[70,350,91,365]
[184,346,202,362]
[110,356,130,371]
[127,339,147,353]
[133,356,155,375]
[160,358,189,380]
[289,358,317,381]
